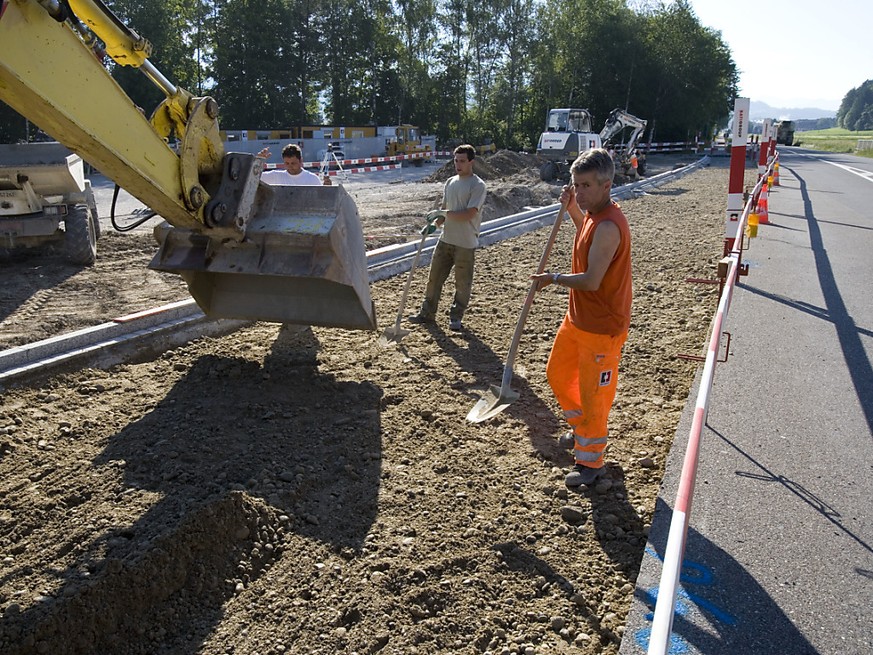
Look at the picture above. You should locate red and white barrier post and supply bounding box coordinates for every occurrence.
[724,97,750,256]
[758,119,771,181]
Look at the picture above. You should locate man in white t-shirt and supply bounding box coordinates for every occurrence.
[257,143,328,186]
[409,144,487,332]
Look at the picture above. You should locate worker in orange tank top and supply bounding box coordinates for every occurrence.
[531,148,632,487]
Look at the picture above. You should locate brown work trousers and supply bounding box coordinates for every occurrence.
[419,240,475,321]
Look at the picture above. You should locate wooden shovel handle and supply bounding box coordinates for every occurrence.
[499,198,569,387]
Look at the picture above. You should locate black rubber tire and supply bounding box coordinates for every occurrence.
[65,205,97,265]
[539,161,558,182]
[89,202,102,240]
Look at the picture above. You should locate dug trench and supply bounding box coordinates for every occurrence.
[0,154,750,654]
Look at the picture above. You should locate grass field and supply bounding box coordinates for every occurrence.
[793,127,873,158]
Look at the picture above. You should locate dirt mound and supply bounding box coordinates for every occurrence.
[424,149,542,183]
[480,177,561,222]
[485,150,544,177]
[2,492,285,655]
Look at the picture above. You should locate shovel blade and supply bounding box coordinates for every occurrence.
[377,325,410,348]
[466,384,520,423]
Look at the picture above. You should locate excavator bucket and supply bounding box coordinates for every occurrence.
[150,184,376,330]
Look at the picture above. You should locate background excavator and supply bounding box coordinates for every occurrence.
[598,108,648,177]
[0,0,376,330]
[536,107,647,182]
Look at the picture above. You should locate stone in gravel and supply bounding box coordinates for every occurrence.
[560,506,587,524]
[638,457,655,468]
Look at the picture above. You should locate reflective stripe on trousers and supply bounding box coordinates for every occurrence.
[546,315,627,468]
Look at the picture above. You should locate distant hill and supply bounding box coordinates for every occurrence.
[750,101,836,121]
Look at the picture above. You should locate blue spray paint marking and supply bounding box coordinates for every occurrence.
[643,587,737,626]
[635,547,737,652]
[635,626,690,654]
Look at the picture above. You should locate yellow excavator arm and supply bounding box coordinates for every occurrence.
[0,0,376,330]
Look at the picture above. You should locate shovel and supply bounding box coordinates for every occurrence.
[377,228,431,347]
[466,199,568,423]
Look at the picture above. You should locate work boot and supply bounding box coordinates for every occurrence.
[558,432,575,449]
[565,464,604,487]
[408,314,433,325]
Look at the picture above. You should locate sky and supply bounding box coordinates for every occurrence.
[684,0,873,112]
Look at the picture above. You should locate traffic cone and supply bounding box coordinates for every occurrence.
[757,186,769,224]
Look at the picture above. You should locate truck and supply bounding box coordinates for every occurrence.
[0,0,375,330]
[776,120,795,146]
[536,107,647,182]
[0,142,101,264]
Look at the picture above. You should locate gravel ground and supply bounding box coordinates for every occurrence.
[0,153,745,655]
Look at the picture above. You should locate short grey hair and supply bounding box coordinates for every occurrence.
[570,148,614,183]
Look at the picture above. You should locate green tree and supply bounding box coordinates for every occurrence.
[106,0,208,112]
[464,0,536,149]
[393,0,439,130]
[634,0,737,142]
[3,0,744,150]
[317,0,404,125]
[522,0,647,146]
[210,0,307,128]
[432,0,471,142]
[837,80,873,130]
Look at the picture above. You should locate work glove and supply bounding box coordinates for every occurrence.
[420,222,437,235]
[425,209,447,224]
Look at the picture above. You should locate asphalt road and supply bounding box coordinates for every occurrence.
[620,148,873,655]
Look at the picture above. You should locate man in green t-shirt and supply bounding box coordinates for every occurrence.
[409,144,487,332]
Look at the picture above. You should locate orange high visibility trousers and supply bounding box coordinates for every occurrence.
[546,315,627,469]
